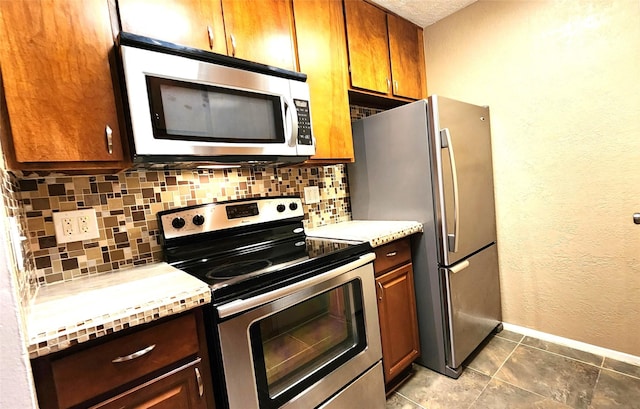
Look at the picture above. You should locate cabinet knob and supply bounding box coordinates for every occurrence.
[207,26,214,50]
[377,281,384,301]
[105,125,113,154]
[634,213,640,224]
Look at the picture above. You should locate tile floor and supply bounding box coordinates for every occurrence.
[386,330,640,409]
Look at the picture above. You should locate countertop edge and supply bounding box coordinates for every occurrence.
[26,264,211,359]
[306,220,423,248]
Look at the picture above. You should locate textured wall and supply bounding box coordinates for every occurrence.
[424,0,640,355]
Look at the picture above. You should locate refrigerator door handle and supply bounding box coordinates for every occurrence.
[449,260,470,274]
[440,128,460,253]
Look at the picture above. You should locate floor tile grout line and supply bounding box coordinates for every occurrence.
[493,336,602,409]
[392,390,427,409]
[465,334,524,409]
[488,333,522,379]
[491,374,574,408]
[517,342,605,369]
[464,367,493,409]
[598,366,640,381]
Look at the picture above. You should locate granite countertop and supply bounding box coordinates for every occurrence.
[306,220,423,247]
[27,262,211,359]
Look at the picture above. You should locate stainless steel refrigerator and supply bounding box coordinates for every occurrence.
[348,96,502,378]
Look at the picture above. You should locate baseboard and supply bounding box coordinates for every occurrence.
[502,322,640,367]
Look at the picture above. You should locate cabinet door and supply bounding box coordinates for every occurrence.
[293,0,353,162]
[221,0,297,70]
[93,360,208,409]
[343,0,391,95]
[118,0,227,54]
[388,13,426,100]
[0,0,124,164]
[376,263,421,383]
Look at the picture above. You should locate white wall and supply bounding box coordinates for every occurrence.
[0,201,37,408]
[424,0,640,355]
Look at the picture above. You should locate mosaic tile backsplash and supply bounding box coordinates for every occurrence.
[19,166,351,286]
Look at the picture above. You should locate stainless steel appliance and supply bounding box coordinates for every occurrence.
[118,33,315,166]
[158,197,385,408]
[348,96,502,378]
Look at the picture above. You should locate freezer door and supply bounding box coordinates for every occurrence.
[429,95,497,265]
[442,244,501,369]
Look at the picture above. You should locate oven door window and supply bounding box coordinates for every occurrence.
[249,280,367,408]
[146,76,285,143]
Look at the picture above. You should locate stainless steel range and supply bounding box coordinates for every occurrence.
[158,197,385,409]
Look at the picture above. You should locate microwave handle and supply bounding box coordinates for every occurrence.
[283,97,299,147]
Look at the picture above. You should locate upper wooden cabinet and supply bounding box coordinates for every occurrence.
[118,0,227,54]
[344,0,426,100]
[387,13,426,100]
[293,0,354,163]
[221,0,298,70]
[118,0,297,71]
[0,0,127,171]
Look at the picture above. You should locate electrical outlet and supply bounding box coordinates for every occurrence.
[53,209,100,244]
[79,216,91,233]
[304,186,320,204]
[62,217,74,236]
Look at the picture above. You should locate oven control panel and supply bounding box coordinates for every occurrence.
[159,197,305,240]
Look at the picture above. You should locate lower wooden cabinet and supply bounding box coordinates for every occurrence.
[92,360,206,409]
[373,238,420,385]
[31,309,214,409]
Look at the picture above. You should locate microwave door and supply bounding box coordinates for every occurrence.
[120,45,309,160]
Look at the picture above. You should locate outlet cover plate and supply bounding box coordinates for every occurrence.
[304,186,320,204]
[52,209,100,244]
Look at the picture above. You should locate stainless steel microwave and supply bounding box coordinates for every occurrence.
[118,33,315,166]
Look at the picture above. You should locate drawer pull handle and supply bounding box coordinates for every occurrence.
[111,344,156,363]
[377,281,384,301]
[386,251,397,257]
[195,367,204,397]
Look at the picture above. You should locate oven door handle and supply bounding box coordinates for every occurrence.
[216,252,376,319]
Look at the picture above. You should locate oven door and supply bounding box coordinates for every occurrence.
[216,254,384,409]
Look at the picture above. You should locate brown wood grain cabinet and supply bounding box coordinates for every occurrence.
[373,237,421,386]
[293,0,354,163]
[118,0,228,54]
[344,0,426,101]
[387,13,426,100]
[0,0,128,172]
[31,309,214,409]
[119,0,297,70]
[221,0,298,70]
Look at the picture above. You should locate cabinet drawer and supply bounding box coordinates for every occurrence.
[373,238,411,275]
[90,359,206,409]
[51,312,199,408]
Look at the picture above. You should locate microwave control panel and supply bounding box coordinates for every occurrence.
[294,99,313,145]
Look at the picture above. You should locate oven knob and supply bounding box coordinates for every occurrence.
[192,214,205,226]
[289,202,298,211]
[276,204,286,213]
[171,217,186,229]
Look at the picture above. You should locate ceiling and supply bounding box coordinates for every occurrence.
[369,0,477,27]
